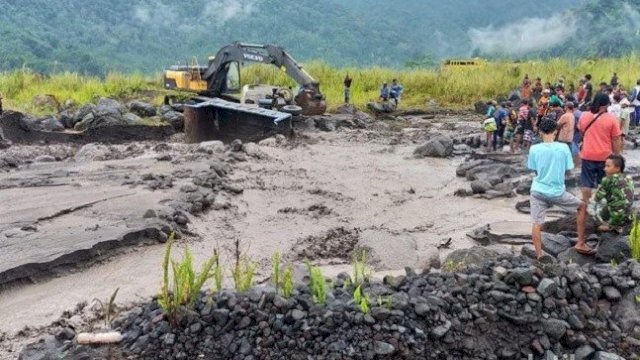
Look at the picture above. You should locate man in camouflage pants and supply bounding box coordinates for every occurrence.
[595,154,635,231]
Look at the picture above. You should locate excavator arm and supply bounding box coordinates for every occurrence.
[201,43,325,115]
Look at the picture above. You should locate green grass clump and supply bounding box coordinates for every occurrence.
[629,214,640,261]
[272,252,282,294]
[282,263,295,298]
[305,260,327,305]
[159,233,217,326]
[353,285,370,314]
[232,257,256,292]
[352,249,371,287]
[272,251,295,297]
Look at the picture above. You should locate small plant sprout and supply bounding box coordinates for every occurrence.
[306,260,327,305]
[232,257,256,292]
[353,285,370,314]
[211,249,223,293]
[92,287,120,329]
[385,295,393,309]
[272,252,282,294]
[232,239,256,292]
[630,214,640,261]
[282,263,295,298]
[352,249,371,287]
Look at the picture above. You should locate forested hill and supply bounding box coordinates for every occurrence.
[1,0,636,76]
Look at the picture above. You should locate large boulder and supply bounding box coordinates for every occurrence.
[542,233,575,257]
[443,246,500,270]
[32,94,59,111]
[413,136,454,158]
[336,104,357,115]
[162,111,184,131]
[123,113,144,125]
[18,115,43,131]
[96,97,127,115]
[39,116,65,132]
[312,116,336,132]
[595,233,631,263]
[470,180,492,194]
[74,144,113,162]
[127,100,157,117]
[557,248,598,266]
[72,98,129,131]
[72,103,97,126]
[542,214,597,236]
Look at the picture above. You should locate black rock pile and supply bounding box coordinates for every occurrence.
[25,254,640,360]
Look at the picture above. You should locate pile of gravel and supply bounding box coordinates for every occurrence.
[21,253,640,360]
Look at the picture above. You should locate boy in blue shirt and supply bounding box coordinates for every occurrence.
[528,118,589,259]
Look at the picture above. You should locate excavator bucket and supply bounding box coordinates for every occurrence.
[183,98,292,143]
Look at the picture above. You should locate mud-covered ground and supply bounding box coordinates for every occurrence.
[0,109,623,359]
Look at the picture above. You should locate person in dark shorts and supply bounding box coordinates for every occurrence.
[528,118,584,259]
[576,92,623,254]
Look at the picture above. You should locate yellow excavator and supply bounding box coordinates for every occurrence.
[163,42,327,116]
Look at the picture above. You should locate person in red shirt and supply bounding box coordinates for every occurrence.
[576,92,623,255]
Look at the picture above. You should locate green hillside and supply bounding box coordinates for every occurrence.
[1,0,637,76]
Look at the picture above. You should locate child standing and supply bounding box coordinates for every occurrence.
[528,118,585,259]
[483,100,497,150]
[595,154,635,232]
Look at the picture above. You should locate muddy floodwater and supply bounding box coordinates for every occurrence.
[0,126,532,342]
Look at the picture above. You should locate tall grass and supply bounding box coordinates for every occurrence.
[0,69,159,115]
[2,54,640,114]
[241,55,640,111]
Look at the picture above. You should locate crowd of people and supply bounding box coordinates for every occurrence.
[489,73,640,259]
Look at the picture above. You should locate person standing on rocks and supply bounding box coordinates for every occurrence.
[576,92,623,255]
[379,82,390,102]
[493,102,509,151]
[343,74,353,104]
[594,154,635,233]
[556,102,575,152]
[482,100,497,150]
[582,74,594,108]
[522,74,532,99]
[630,79,640,127]
[533,77,543,101]
[528,118,584,259]
[0,93,3,116]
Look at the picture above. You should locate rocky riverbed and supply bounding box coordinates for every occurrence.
[1,99,639,359]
